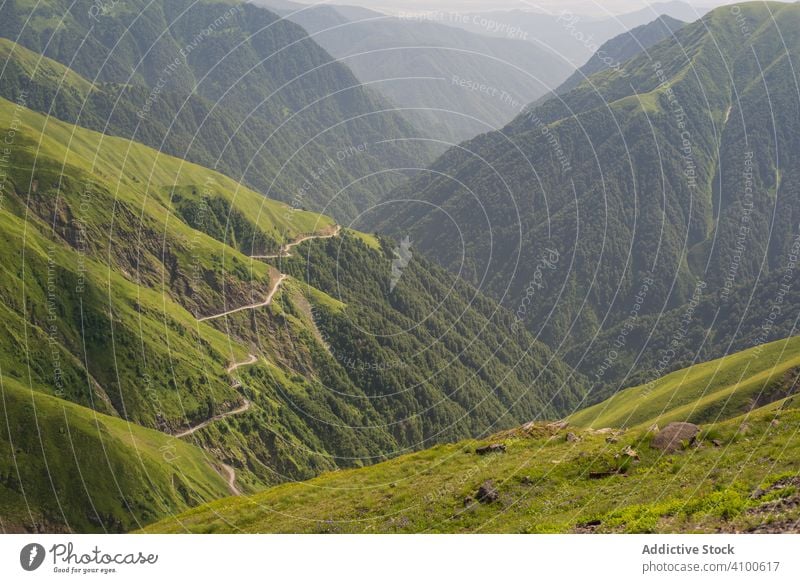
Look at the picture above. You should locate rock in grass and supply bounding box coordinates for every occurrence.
[476,480,499,503]
[621,445,639,461]
[650,422,700,452]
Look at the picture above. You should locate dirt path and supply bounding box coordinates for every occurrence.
[198,274,287,322]
[174,399,251,438]
[219,462,242,496]
[174,354,260,494]
[251,224,341,259]
[226,354,258,374]
[183,226,341,494]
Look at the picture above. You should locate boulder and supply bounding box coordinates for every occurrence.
[566,432,580,443]
[476,480,499,503]
[650,422,700,452]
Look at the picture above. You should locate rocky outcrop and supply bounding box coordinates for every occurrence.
[650,422,700,452]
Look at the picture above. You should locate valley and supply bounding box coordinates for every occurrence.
[0,0,799,539]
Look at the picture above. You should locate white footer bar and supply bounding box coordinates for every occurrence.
[1,534,799,582]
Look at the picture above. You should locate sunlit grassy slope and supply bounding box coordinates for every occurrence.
[0,376,230,532]
[569,336,800,430]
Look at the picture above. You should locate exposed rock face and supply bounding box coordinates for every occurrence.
[650,422,700,452]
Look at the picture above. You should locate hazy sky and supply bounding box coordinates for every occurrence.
[288,0,747,17]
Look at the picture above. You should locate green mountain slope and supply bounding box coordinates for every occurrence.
[376,2,800,401]
[142,336,800,534]
[256,0,573,143]
[569,335,800,429]
[0,376,231,533]
[0,0,434,220]
[0,92,585,531]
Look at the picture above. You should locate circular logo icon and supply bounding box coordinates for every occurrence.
[19,543,46,571]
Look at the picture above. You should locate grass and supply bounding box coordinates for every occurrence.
[140,392,800,533]
[0,376,230,532]
[569,335,800,430]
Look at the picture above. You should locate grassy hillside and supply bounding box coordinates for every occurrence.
[570,336,800,430]
[0,376,230,533]
[142,337,800,534]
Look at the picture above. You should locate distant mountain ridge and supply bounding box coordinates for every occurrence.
[556,14,687,93]
[430,1,706,66]
[253,0,574,143]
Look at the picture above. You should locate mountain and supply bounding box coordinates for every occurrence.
[253,0,574,143]
[556,15,687,94]
[0,376,232,533]
[0,91,584,532]
[143,334,800,533]
[376,2,800,401]
[440,1,705,67]
[0,0,434,221]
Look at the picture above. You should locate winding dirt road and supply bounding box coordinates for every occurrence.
[198,274,287,322]
[250,224,341,259]
[184,226,341,494]
[174,399,251,438]
[226,354,258,374]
